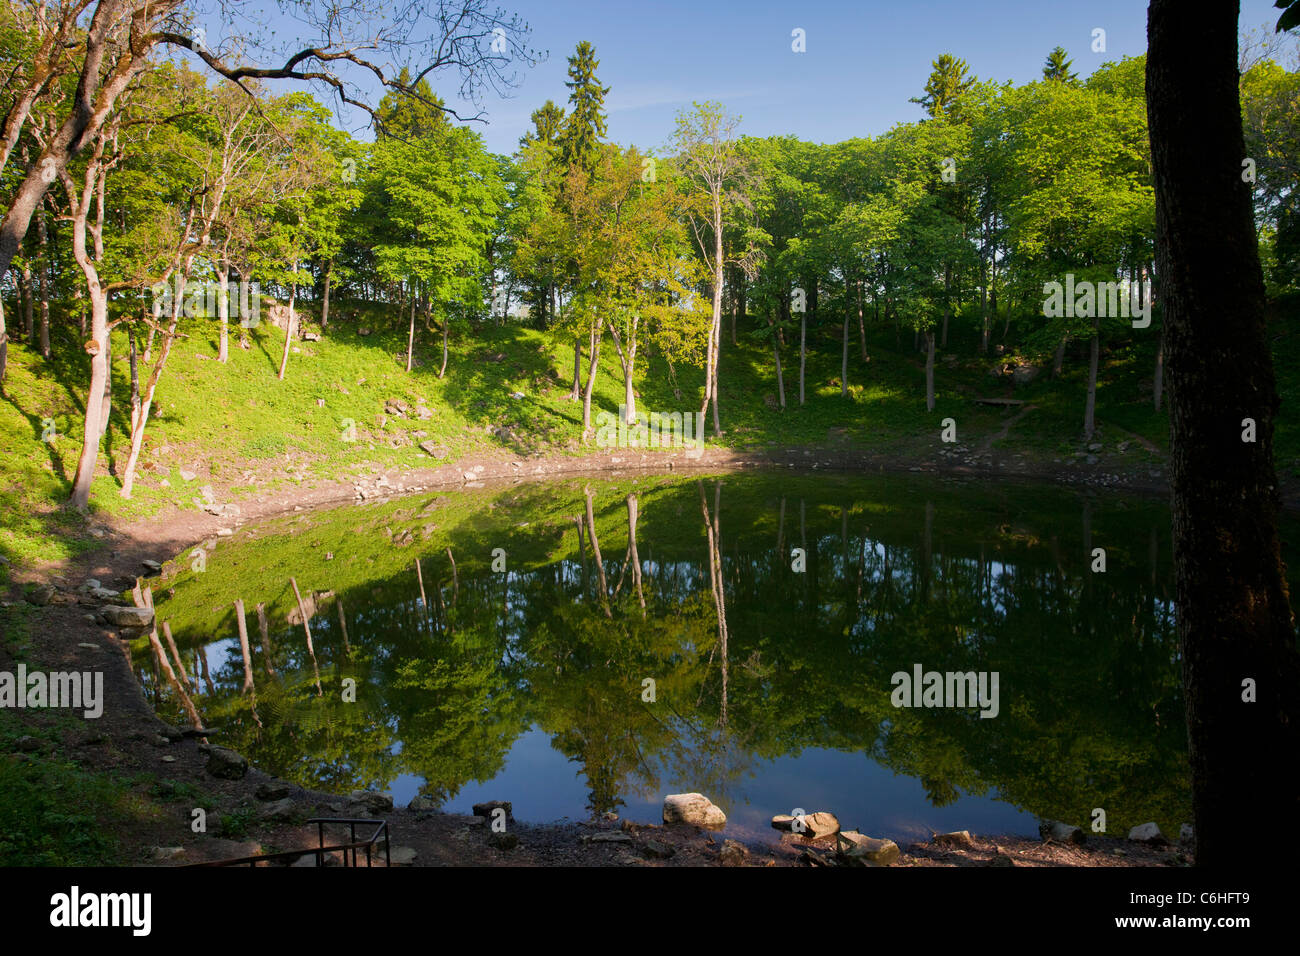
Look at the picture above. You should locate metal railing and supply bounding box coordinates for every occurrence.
[190,818,391,868]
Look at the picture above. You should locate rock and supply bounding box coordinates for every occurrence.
[487,831,518,851]
[27,585,55,606]
[987,848,1015,867]
[258,798,300,823]
[16,735,41,753]
[1088,442,1103,452]
[302,331,320,342]
[255,782,293,801]
[358,328,372,336]
[1128,822,1169,845]
[463,471,478,481]
[585,831,632,844]
[205,746,249,780]
[720,839,749,866]
[1179,823,1194,844]
[141,560,162,572]
[472,800,513,822]
[836,830,900,867]
[407,795,438,811]
[149,734,171,747]
[416,406,433,420]
[1085,454,1099,465]
[152,846,185,862]
[387,845,417,865]
[82,578,101,591]
[347,791,393,814]
[179,469,197,482]
[89,587,122,601]
[662,792,726,828]
[640,839,676,859]
[933,830,973,848]
[101,605,154,628]
[1039,820,1085,845]
[771,814,797,831]
[1012,364,1041,386]
[77,642,98,650]
[418,441,449,459]
[794,811,840,837]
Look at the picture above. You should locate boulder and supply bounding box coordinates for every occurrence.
[836,830,900,867]
[1012,364,1041,386]
[102,605,154,628]
[720,839,749,866]
[255,782,293,801]
[1039,820,1085,845]
[258,798,300,823]
[771,814,796,831]
[472,800,514,822]
[27,585,56,607]
[205,747,248,780]
[1179,823,1194,844]
[407,795,437,812]
[933,830,973,848]
[585,831,632,844]
[662,792,726,828]
[487,831,518,851]
[347,791,393,814]
[1128,822,1169,845]
[794,811,840,837]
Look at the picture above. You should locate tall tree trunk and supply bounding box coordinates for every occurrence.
[841,308,849,397]
[798,310,806,406]
[277,262,297,381]
[1146,0,1300,869]
[581,328,601,442]
[320,259,332,328]
[216,264,229,363]
[20,262,33,341]
[406,287,416,372]
[1153,327,1165,411]
[36,208,50,358]
[771,315,786,409]
[858,281,868,362]
[438,313,449,378]
[925,329,936,411]
[1083,316,1099,439]
[1052,335,1068,378]
[70,292,108,510]
[568,340,581,400]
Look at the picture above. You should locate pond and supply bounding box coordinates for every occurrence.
[134,470,1228,846]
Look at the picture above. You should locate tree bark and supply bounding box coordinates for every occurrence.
[925,329,936,412]
[277,262,297,381]
[1083,316,1099,439]
[320,260,332,328]
[36,208,51,358]
[798,310,806,406]
[1052,335,1068,378]
[1153,327,1165,411]
[217,265,230,363]
[841,308,849,397]
[1146,0,1300,868]
[406,286,416,372]
[568,339,582,400]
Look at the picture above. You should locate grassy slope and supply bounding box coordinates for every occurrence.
[3,296,1297,577]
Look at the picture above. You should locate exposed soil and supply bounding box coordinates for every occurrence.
[2,443,1198,867]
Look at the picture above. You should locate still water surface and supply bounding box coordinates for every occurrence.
[138,471,1227,843]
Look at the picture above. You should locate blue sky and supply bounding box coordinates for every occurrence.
[455,0,1289,154]
[205,0,1290,154]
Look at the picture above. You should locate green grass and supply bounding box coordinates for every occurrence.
[3,295,1296,577]
[0,712,157,866]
